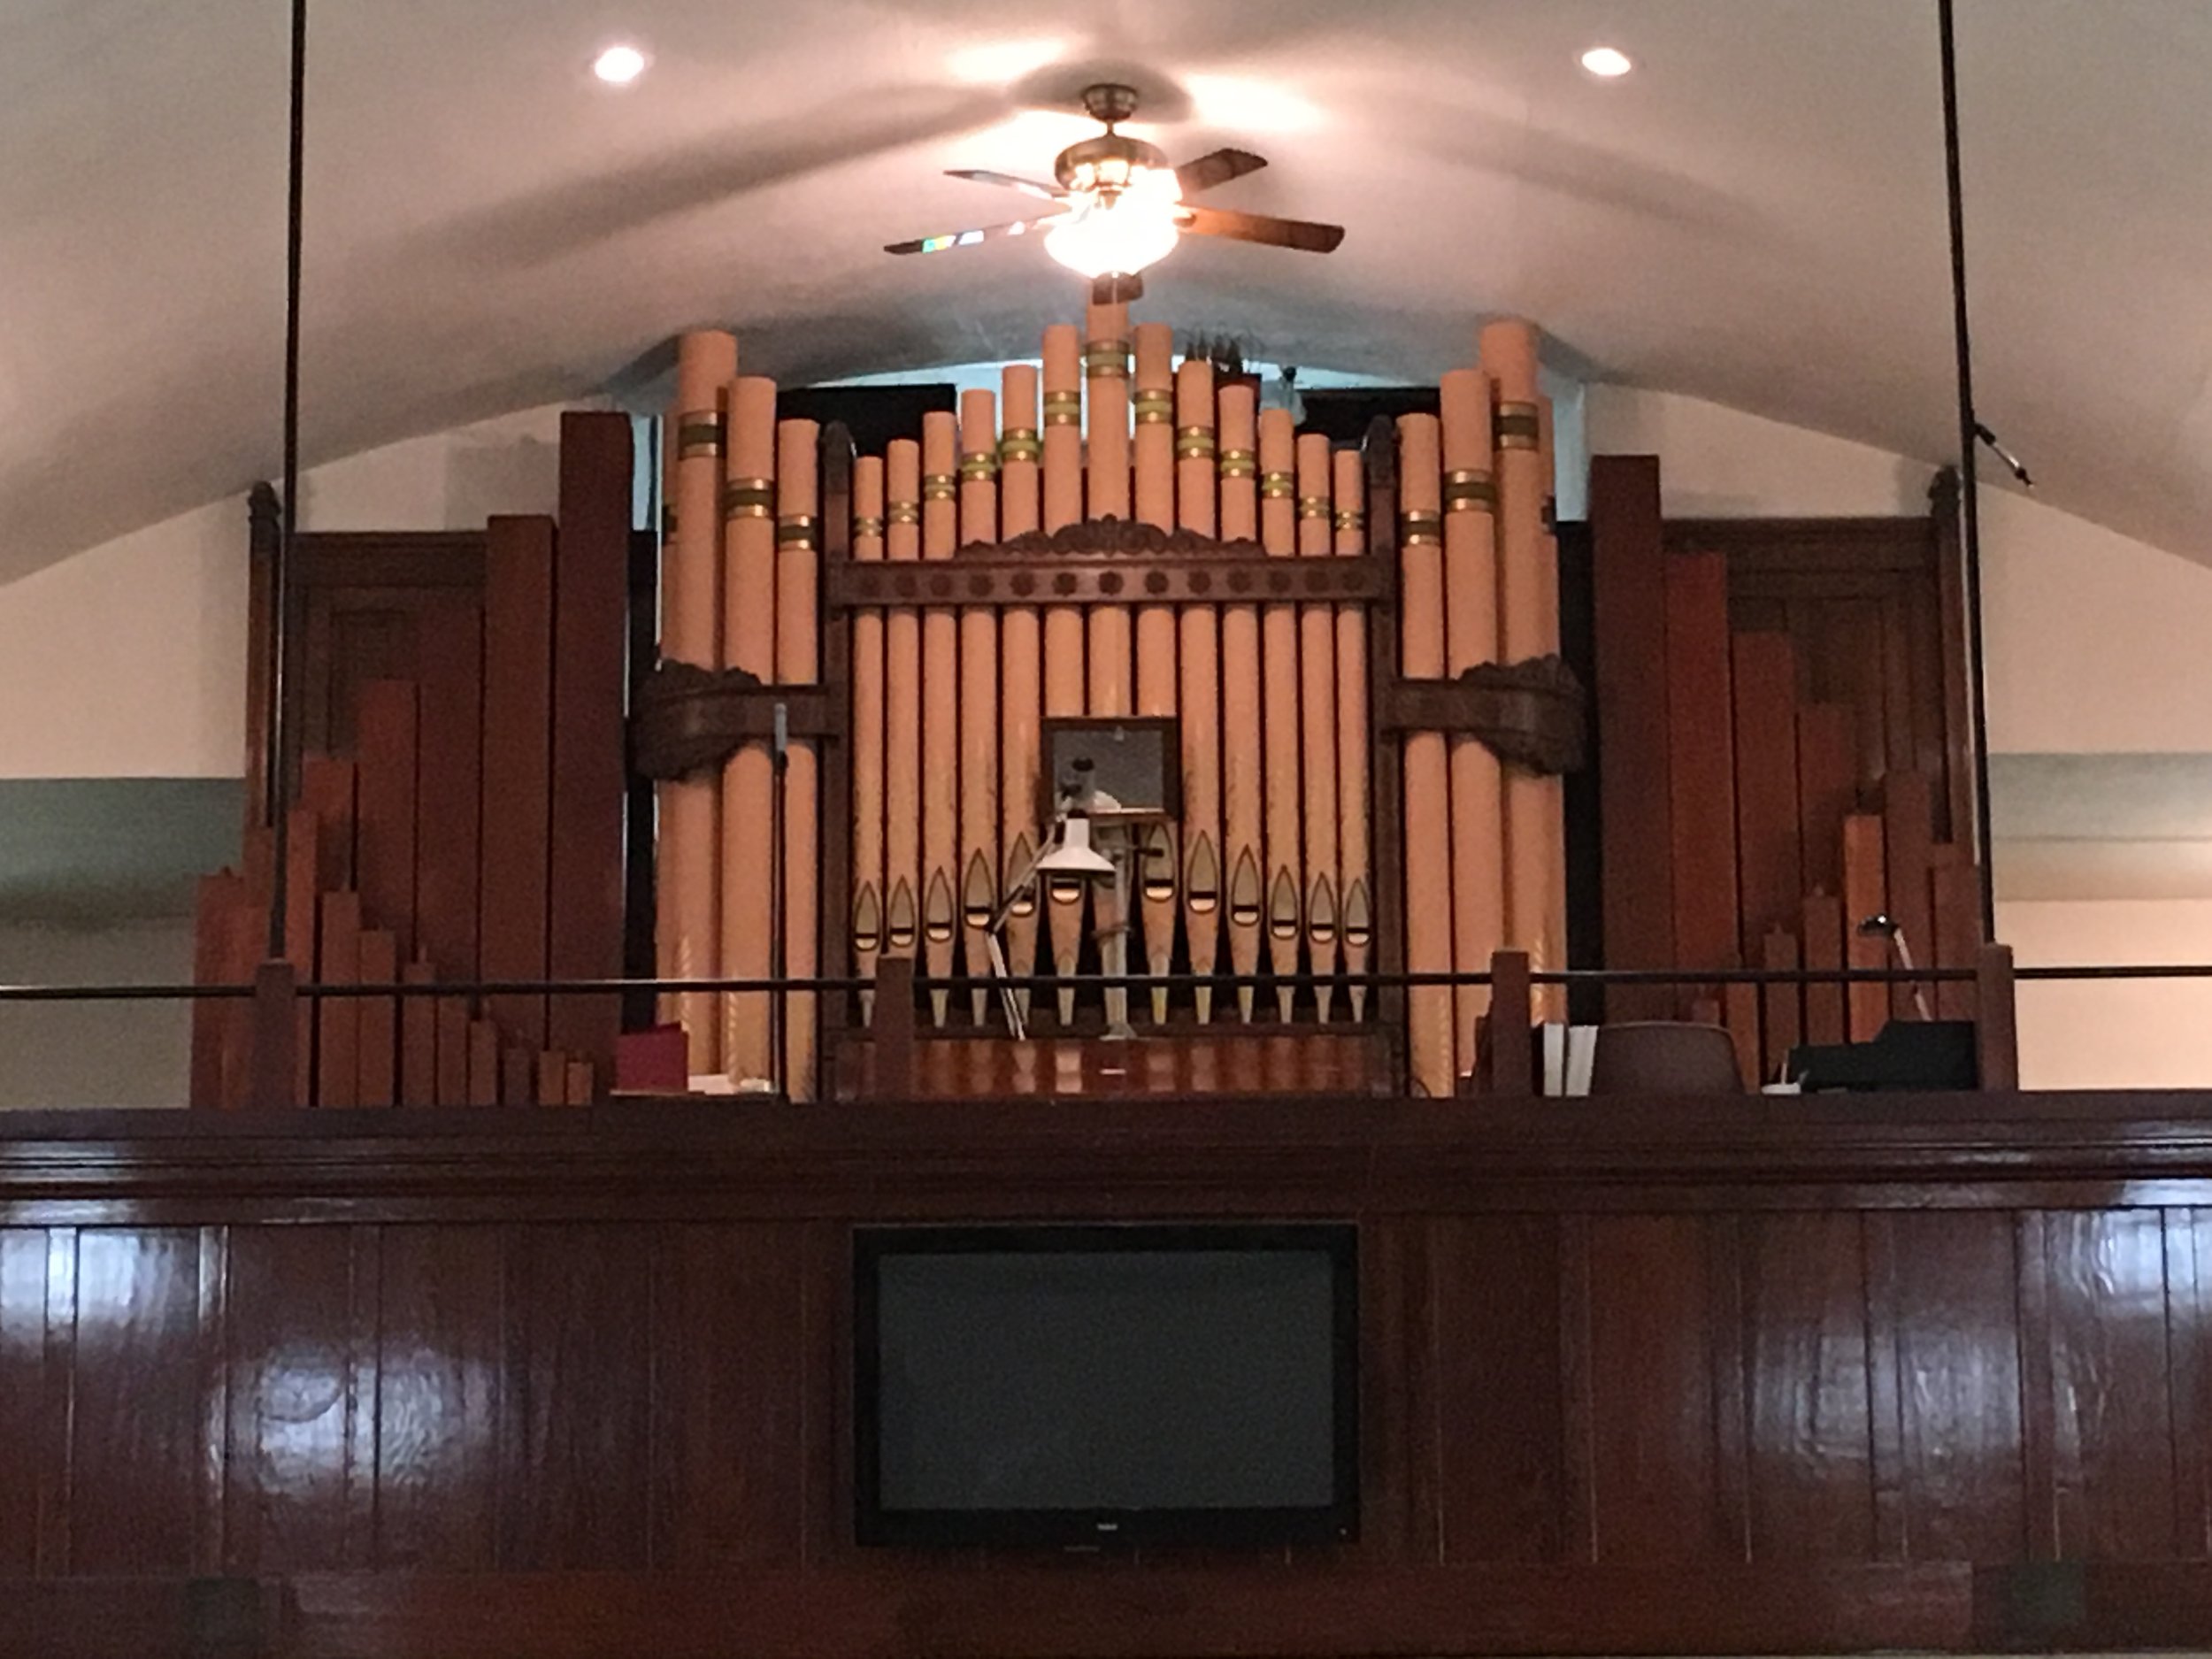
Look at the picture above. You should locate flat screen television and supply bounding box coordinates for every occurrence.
[854,1223,1358,1548]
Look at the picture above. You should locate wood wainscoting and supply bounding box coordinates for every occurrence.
[6,1094,2212,1656]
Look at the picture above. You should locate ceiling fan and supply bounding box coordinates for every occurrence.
[885,82,1345,303]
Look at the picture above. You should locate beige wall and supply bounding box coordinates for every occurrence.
[0,401,577,780]
[2003,900,2212,1089]
[0,919,194,1108]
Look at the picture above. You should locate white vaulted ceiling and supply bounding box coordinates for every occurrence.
[3,0,2208,583]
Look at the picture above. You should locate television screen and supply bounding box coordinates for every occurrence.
[854,1224,1358,1548]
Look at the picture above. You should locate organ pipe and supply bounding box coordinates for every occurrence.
[775,417,820,1098]
[1132,322,1179,1023]
[1296,432,1340,1021]
[1333,446,1373,1022]
[663,329,734,1072]
[1041,325,1086,1024]
[920,411,960,1027]
[1440,368,1506,1076]
[1176,357,1223,1024]
[998,364,1043,1022]
[719,374,778,1086]
[958,388,1001,1023]
[1397,412,1454,1097]
[1479,319,1565,1020]
[849,456,885,1022]
[1217,382,1264,1021]
[1258,407,1302,1021]
[881,440,922,981]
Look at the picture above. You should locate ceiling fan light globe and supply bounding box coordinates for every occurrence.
[1043,170,1182,280]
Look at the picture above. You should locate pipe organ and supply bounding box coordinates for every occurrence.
[644,312,1579,1099]
[196,320,1989,1111]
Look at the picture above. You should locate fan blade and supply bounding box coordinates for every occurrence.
[1178,204,1344,253]
[945,168,1064,204]
[1175,148,1268,196]
[884,216,1061,256]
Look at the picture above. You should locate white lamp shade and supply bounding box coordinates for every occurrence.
[1034,814,1118,877]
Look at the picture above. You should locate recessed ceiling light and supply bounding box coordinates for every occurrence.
[594,43,649,85]
[1579,46,1633,79]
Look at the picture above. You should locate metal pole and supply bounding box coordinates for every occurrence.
[1939,0,1999,940]
[265,0,309,958]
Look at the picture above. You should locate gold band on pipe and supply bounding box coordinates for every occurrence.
[1218,448,1256,478]
[1260,469,1294,499]
[1083,340,1131,378]
[1042,391,1081,426]
[853,516,886,539]
[887,502,920,526]
[1133,390,1173,424]
[1496,402,1541,450]
[1175,426,1217,459]
[1298,495,1331,520]
[722,477,774,520]
[922,473,957,502]
[999,428,1041,463]
[1399,510,1443,545]
[1444,469,1498,511]
[1334,506,1365,533]
[959,451,999,480]
[776,516,818,547]
[677,412,725,458]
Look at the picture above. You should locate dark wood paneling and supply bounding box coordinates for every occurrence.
[1741,1213,1875,1559]
[275,1562,1974,1659]
[317,891,361,1110]
[0,1229,48,1577]
[1801,891,1847,1047]
[1431,1217,1566,1563]
[221,1225,373,1572]
[1589,457,1674,1020]
[1663,552,1739,980]
[547,411,633,1074]
[67,1229,204,1573]
[356,929,398,1109]
[1796,702,1855,897]
[411,603,482,983]
[1842,814,1888,1040]
[1689,508,1962,833]
[2170,1209,2212,1558]
[649,1224,809,1566]
[1731,632,1801,955]
[1585,1216,1731,1562]
[480,516,557,1048]
[12,1109,2212,1654]
[1870,1211,2024,1563]
[352,680,419,961]
[376,1225,504,1570]
[2039,1210,2177,1559]
[1881,772,1935,1020]
[498,1225,654,1568]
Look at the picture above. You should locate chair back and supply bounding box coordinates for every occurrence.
[1588,1021,1744,1096]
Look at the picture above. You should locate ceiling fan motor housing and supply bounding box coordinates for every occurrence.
[1055,133,1173,197]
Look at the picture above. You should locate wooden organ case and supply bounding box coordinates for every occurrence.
[631,311,1586,1102]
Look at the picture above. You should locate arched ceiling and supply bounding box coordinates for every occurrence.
[4,0,2208,584]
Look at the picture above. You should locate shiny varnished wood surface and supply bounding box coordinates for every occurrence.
[4,1096,2212,1655]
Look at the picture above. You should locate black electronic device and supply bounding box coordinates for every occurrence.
[1787,1019,1979,1091]
[854,1223,1359,1548]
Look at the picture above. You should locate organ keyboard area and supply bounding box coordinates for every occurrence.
[646,308,1578,1101]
